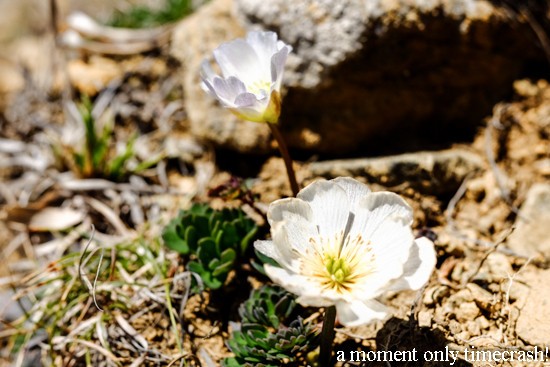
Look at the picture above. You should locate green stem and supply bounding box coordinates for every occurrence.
[319,306,336,367]
[164,281,184,353]
[268,123,300,197]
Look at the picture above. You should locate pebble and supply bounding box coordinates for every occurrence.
[466,283,495,312]
[455,302,480,323]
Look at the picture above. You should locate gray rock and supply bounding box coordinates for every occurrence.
[172,0,545,153]
[308,148,484,194]
[507,183,550,258]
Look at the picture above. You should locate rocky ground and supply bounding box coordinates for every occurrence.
[1,0,550,366]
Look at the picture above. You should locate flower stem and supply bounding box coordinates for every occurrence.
[268,123,300,197]
[319,306,336,367]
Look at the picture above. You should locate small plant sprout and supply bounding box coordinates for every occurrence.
[200,31,300,196]
[254,177,437,366]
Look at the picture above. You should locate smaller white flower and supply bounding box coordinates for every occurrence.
[255,177,437,327]
[200,31,292,124]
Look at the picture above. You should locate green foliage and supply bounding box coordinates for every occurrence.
[108,0,196,29]
[223,285,318,367]
[162,203,258,290]
[55,96,160,181]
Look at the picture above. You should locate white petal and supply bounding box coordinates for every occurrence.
[348,220,414,300]
[297,180,351,240]
[336,299,389,327]
[331,177,371,214]
[264,264,326,305]
[276,40,290,51]
[271,211,319,258]
[200,79,217,97]
[254,240,282,264]
[246,31,278,65]
[387,237,436,292]
[234,93,258,108]
[267,197,313,226]
[211,77,237,106]
[270,46,290,89]
[200,60,217,84]
[362,192,413,226]
[213,39,262,84]
[226,76,247,96]
[255,231,297,271]
[348,191,413,241]
[295,295,333,308]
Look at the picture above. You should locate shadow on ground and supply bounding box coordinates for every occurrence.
[334,317,472,367]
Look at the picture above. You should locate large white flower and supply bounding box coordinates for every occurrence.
[255,177,437,327]
[200,31,292,124]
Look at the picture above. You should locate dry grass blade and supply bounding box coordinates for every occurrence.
[78,226,104,311]
[66,11,173,43]
[60,178,116,191]
[114,313,148,350]
[52,336,120,363]
[60,30,172,55]
[85,197,131,237]
[59,8,175,56]
[485,104,523,217]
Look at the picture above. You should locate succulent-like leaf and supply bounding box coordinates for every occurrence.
[224,285,318,366]
[162,203,258,290]
[162,220,189,254]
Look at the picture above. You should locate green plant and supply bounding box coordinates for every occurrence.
[54,96,160,181]
[108,0,196,29]
[223,285,318,367]
[6,235,184,365]
[162,203,258,290]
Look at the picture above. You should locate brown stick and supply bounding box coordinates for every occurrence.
[268,123,300,197]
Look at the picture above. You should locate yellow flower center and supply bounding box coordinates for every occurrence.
[325,256,351,287]
[247,79,272,95]
[303,234,376,295]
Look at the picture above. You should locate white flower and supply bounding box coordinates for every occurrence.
[200,31,292,124]
[255,177,436,327]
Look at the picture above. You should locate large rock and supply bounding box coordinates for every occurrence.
[506,183,550,258]
[171,0,545,154]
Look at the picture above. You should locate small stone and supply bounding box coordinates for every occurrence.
[423,286,450,307]
[507,183,550,258]
[455,302,480,323]
[507,280,529,306]
[465,320,481,337]
[417,310,433,328]
[466,283,495,312]
[452,289,475,304]
[448,320,462,335]
[475,315,490,330]
[484,252,514,280]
